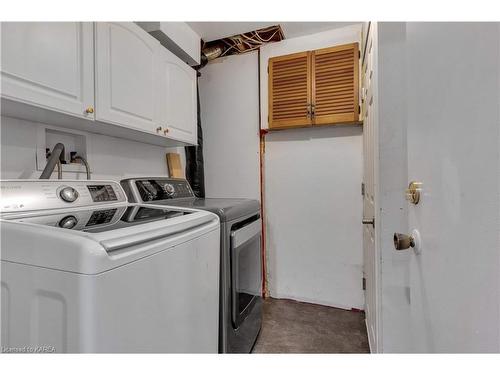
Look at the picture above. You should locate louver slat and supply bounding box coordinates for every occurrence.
[268,51,312,129]
[312,43,359,125]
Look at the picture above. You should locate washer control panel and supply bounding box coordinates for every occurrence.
[122,178,194,202]
[0,180,127,213]
[87,185,118,202]
[8,206,126,231]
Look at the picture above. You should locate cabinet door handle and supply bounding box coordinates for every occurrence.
[163,128,169,135]
[156,126,163,133]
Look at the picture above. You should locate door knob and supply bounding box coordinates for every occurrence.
[393,233,414,250]
[156,126,163,133]
[85,106,94,114]
[362,218,375,228]
[393,229,422,253]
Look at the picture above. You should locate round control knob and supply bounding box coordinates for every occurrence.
[58,215,78,229]
[164,183,175,196]
[59,186,79,202]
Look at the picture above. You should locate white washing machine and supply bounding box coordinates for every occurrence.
[0,180,220,353]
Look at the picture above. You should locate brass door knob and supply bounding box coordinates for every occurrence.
[393,233,415,250]
[85,106,94,114]
[393,230,422,253]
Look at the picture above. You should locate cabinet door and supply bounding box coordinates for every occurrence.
[312,43,359,125]
[95,22,161,132]
[0,22,94,119]
[268,51,312,129]
[159,48,197,144]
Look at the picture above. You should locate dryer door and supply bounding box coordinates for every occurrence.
[230,217,262,328]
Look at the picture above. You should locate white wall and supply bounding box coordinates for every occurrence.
[260,24,364,309]
[264,126,363,309]
[199,51,261,200]
[0,115,183,181]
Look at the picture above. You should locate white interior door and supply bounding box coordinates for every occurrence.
[362,23,378,352]
[405,23,500,352]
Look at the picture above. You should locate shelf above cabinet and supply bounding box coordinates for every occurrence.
[136,22,201,66]
[262,120,363,132]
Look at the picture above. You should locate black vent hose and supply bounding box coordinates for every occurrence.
[184,76,205,198]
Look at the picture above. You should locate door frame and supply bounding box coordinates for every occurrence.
[362,21,382,353]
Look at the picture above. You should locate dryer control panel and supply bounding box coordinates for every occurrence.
[121,178,195,203]
[0,180,127,213]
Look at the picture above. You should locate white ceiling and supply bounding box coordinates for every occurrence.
[187,22,360,42]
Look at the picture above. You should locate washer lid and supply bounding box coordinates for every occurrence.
[166,198,260,222]
[119,177,260,222]
[1,205,219,274]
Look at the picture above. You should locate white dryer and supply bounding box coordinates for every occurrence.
[0,180,220,353]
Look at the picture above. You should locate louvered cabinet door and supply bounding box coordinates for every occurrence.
[312,43,359,125]
[268,51,312,129]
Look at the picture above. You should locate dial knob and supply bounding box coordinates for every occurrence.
[164,183,175,197]
[59,186,79,202]
[59,215,78,229]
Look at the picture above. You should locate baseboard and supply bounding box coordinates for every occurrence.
[268,292,363,311]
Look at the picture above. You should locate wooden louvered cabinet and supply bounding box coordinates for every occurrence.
[312,43,359,125]
[268,42,359,129]
[268,51,312,129]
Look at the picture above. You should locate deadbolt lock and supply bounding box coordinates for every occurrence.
[405,181,422,204]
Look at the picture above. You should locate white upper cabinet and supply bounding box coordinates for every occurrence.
[159,48,197,144]
[1,22,198,146]
[95,22,161,133]
[0,22,95,119]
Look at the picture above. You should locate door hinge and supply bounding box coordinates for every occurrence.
[361,182,365,196]
[362,277,366,291]
[267,65,269,74]
[358,50,361,59]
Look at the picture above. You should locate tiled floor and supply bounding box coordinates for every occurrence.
[252,298,370,353]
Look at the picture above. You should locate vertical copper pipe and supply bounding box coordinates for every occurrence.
[257,48,268,298]
[259,132,268,297]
